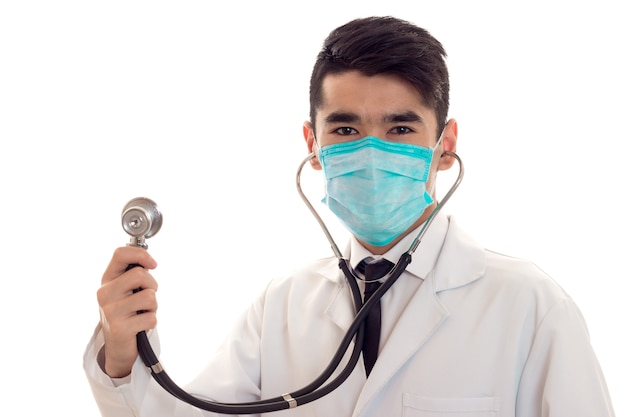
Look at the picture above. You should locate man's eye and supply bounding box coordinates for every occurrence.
[334,127,358,136]
[390,126,414,135]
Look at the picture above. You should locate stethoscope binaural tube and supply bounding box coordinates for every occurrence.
[131,150,464,414]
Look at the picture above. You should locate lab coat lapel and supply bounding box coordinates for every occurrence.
[352,217,486,416]
[432,216,485,292]
[352,274,448,416]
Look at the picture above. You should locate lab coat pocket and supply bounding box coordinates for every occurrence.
[402,394,500,417]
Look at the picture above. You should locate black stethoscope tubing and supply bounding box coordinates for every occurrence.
[134,150,463,414]
[135,256,410,413]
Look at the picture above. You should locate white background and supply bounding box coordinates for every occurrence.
[1,1,623,415]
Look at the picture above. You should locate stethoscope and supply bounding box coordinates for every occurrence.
[121,149,464,414]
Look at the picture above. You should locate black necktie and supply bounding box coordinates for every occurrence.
[356,256,394,377]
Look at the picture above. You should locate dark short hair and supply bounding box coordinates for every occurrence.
[309,16,450,136]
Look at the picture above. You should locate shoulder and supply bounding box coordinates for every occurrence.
[442,217,573,317]
[471,249,581,333]
[484,249,568,300]
[444,216,569,301]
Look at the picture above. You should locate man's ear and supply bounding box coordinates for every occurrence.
[437,118,458,171]
[303,121,322,170]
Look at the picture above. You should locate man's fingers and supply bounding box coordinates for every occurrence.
[101,246,157,284]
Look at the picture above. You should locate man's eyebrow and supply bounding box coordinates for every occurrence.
[383,111,424,123]
[323,110,425,125]
[324,111,360,124]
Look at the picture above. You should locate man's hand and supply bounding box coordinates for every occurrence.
[97,246,158,378]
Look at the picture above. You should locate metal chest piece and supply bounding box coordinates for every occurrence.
[121,197,163,248]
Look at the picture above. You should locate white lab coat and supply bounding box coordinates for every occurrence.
[84,216,615,416]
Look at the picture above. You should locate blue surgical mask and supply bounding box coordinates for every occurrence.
[318,136,438,246]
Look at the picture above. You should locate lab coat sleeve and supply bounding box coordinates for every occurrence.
[84,325,204,417]
[516,297,615,417]
[84,291,266,417]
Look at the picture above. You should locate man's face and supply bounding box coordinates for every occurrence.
[303,70,457,253]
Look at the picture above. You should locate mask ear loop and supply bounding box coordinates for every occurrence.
[433,120,448,154]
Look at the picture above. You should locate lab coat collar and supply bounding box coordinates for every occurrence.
[432,215,486,292]
[324,214,486,332]
[327,214,486,305]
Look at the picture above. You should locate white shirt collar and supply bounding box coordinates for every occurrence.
[345,212,450,280]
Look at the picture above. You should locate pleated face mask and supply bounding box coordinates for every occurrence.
[319,136,436,246]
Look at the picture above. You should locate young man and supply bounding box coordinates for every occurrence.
[84,16,615,416]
